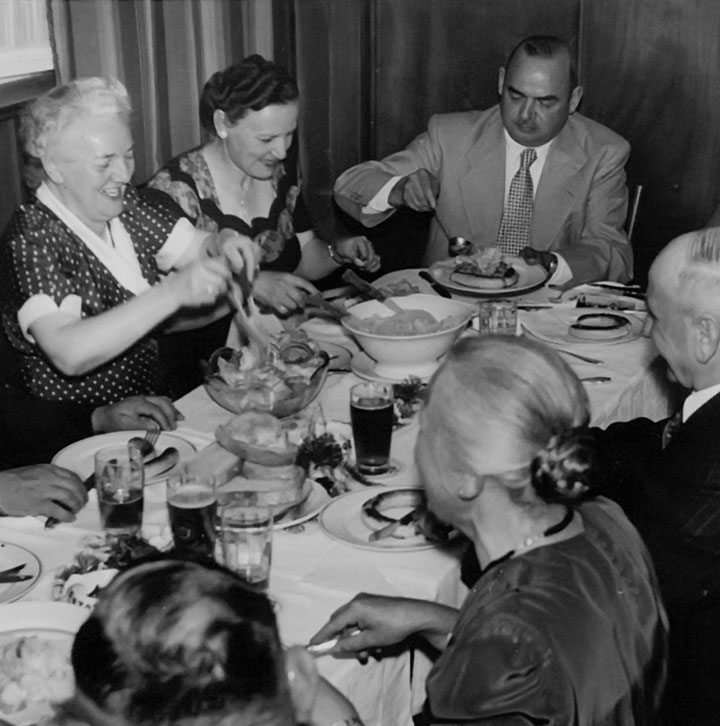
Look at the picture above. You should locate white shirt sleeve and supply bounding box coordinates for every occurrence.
[549,254,572,285]
[155,217,203,272]
[361,176,403,214]
[18,294,82,343]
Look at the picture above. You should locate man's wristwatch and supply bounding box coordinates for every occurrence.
[546,253,558,276]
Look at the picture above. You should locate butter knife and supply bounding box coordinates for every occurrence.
[418,270,452,298]
[0,573,33,583]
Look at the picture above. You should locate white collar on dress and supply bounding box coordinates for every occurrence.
[36,182,150,295]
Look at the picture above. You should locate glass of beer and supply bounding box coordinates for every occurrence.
[350,382,394,474]
[94,445,144,537]
[166,465,217,559]
[218,503,273,591]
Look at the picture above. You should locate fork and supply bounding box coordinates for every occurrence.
[128,421,161,458]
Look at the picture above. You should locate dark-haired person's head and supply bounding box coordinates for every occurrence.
[498,34,583,147]
[416,335,595,531]
[199,55,299,180]
[70,560,318,726]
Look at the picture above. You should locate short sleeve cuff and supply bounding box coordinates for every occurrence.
[155,217,200,271]
[18,294,82,342]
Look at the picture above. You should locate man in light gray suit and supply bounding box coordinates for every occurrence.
[334,35,633,286]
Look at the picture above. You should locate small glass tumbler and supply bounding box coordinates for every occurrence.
[166,465,217,559]
[475,299,518,335]
[218,504,273,590]
[350,381,394,474]
[94,445,144,537]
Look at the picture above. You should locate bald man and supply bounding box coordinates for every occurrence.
[595,226,720,724]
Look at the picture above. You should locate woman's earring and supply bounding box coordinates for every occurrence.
[218,130,227,139]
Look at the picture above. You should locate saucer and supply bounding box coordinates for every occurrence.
[350,350,438,383]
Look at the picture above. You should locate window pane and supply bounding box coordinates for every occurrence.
[0,0,53,81]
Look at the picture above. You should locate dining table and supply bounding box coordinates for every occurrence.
[0,267,680,726]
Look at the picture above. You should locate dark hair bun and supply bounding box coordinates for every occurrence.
[199,54,298,133]
[530,429,597,505]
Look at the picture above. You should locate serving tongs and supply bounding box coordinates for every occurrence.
[228,271,268,361]
[305,293,350,321]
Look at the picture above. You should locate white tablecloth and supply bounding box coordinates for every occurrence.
[0,272,677,726]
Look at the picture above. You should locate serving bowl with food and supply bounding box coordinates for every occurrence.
[204,330,330,417]
[341,294,475,379]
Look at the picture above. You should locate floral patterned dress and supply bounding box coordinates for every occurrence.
[144,142,314,398]
[146,142,312,272]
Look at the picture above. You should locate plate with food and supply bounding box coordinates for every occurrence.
[52,431,196,483]
[429,248,549,297]
[0,601,89,725]
[273,480,331,529]
[319,487,449,552]
[521,307,645,346]
[0,543,41,604]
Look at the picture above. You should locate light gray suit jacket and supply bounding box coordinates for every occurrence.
[334,106,633,284]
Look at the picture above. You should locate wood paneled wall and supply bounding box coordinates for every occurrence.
[283,0,720,282]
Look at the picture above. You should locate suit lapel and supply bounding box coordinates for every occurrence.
[531,121,586,246]
[460,113,505,243]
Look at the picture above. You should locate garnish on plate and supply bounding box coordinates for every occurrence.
[295,407,355,496]
[393,376,428,426]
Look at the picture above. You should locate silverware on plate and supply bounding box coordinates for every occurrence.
[0,573,33,584]
[418,270,452,298]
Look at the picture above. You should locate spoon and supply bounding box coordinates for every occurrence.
[433,215,473,257]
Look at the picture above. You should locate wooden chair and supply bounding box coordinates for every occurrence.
[626,184,643,245]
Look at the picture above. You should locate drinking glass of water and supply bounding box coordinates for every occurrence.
[94,445,144,537]
[218,503,273,591]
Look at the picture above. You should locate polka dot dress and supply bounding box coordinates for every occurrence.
[0,187,180,406]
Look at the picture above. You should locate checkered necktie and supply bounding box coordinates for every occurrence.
[496,147,537,255]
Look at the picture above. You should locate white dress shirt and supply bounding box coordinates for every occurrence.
[683,382,720,422]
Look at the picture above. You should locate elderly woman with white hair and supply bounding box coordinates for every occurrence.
[312,336,668,725]
[0,77,256,419]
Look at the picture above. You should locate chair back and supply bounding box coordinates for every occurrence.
[626,185,643,244]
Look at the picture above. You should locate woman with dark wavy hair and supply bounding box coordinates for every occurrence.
[311,336,668,725]
[67,559,363,726]
[147,55,379,395]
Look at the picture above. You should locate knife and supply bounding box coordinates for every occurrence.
[418,270,452,298]
[0,563,25,577]
[368,507,419,542]
[0,573,33,583]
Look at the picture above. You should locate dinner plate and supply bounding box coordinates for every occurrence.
[0,602,89,726]
[319,486,436,552]
[0,543,41,604]
[274,480,331,530]
[350,350,439,383]
[428,257,549,297]
[520,308,645,346]
[52,431,197,483]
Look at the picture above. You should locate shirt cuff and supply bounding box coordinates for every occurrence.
[155,217,199,271]
[361,176,402,214]
[18,294,82,343]
[548,253,572,285]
